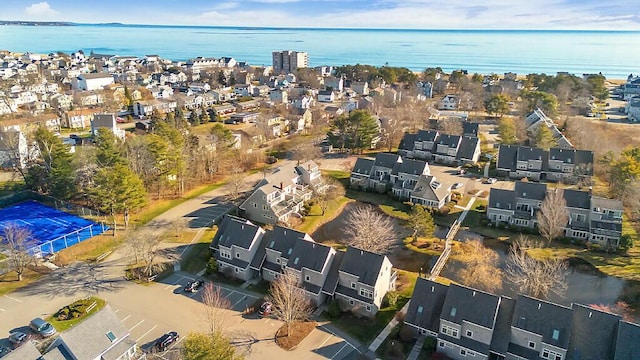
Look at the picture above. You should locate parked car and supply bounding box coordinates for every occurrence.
[456,168,466,175]
[184,279,204,293]
[29,317,56,337]
[0,346,9,358]
[8,332,28,348]
[155,331,179,351]
[258,301,272,318]
[485,177,497,184]
[452,182,463,190]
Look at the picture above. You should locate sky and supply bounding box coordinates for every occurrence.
[3,0,640,30]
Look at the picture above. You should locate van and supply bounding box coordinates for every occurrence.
[29,317,56,337]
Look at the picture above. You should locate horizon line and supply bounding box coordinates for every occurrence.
[2,20,640,32]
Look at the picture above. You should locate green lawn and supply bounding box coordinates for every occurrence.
[181,243,212,274]
[47,297,106,332]
[296,197,353,234]
[0,267,47,296]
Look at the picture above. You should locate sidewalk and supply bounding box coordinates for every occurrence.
[366,300,411,355]
[407,336,425,360]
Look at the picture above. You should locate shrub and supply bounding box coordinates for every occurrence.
[476,204,486,211]
[326,299,342,320]
[590,244,602,252]
[423,336,437,352]
[384,291,400,308]
[205,257,218,275]
[395,311,406,324]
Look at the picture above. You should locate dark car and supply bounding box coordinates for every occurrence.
[183,279,204,293]
[0,346,9,358]
[29,317,56,337]
[258,301,272,318]
[155,331,179,351]
[9,331,29,348]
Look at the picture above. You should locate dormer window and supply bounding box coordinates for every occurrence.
[552,329,560,341]
[106,331,116,342]
[450,307,457,317]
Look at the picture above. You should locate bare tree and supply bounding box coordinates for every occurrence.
[537,188,569,244]
[505,235,568,299]
[201,282,232,336]
[126,233,163,278]
[344,205,398,254]
[437,118,464,136]
[0,223,33,281]
[227,164,246,204]
[455,240,502,293]
[314,178,346,216]
[268,270,314,337]
[170,218,188,238]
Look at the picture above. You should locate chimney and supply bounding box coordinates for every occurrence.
[280,182,283,189]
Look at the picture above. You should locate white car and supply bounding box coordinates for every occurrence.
[452,182,464,189]
[486,178,497,184]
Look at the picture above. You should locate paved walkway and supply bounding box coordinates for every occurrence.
[407,335,425,360]
[366,300,411,355]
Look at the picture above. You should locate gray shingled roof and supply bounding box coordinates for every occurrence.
[53,304,133,360]
[405,278,449,334]
[287,240,332,273]
[435,134,461,148]
[211,215,262,250]
[394,158,428,176]
[441,284,500,329]
[398,133,417,152]
[563,189,591,209]
[514,181,547,201]
[516,146,547,162]
[339,247,386,286]
[373,153,401,169]
[490,296,516,355]
[568,304,620,360]
[591,197,624,211]
[410,175,450,203]
[511,295,573,349]
[321,250,344,295]
[463,122,479,136]
[488,188,515,210]
[3,341,42,360]
[614,321,640,360]
[415,129,438,142]
[497,144,519,171]
[457,136,479,161]
[351,158,375,176]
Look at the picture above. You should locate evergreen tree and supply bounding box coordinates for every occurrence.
[327,110,379,154]
[188,110,200,126]
[534,125,558,150]
[27,127,76,199]
[94,128,126,167]
[90,163,147,233]
[182,332,242,360]
[497,117,518,145]
[200,108,210,124]
[406,204,435,243]
[484,94,510,117]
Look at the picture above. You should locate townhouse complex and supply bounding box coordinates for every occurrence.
[405,278,640,360]
[487,181,623,247]
[397,129,482,166]
[350,153,452,209]
[209,215,396,316]
[497,144,594,184]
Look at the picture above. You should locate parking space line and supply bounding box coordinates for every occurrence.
[232,295,247,308]
[136,324,158,342]
[129,319,144,331]
[114,309,120,314]
[318,325,360,353]
[121,314,132,322]
[0,308,5,312]
[316,334,334,349]
[164,275,187,290]
[331,343,350,360]
[4,295,22,303]
[168,335,185,350]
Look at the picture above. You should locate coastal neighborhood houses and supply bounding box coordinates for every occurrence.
[1,39,640,360]
[210,214,397,316]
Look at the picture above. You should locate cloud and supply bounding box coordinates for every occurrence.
[25,1,59,19]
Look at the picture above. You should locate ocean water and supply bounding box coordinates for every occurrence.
[1,24,640,79]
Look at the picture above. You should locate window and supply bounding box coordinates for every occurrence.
[465,330,473,338]
[234,268,239,273]
[235,252,240,258]
[349,300,354,305]
[450,307,457,317]
[528,341,536,349]
[351,282,356,289]
[460,349,467,356]
[276,258,281,264]
[359,288,373,299]
[552,329,560,341]
[438,341,444,348]
[263,205,268,211]
[253,203,257,208]
[305,275,310,282]
[440,324,459,338]
[366,305,371,312]
[417,306,423,313]
[542,349,563,360]
[106,331,117,342]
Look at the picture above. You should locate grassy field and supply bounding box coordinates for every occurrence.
[296,197,352,234]
[180,228,218,274]
[0,266,51,296]
[47,297,106,332]
[56,233,126,265]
